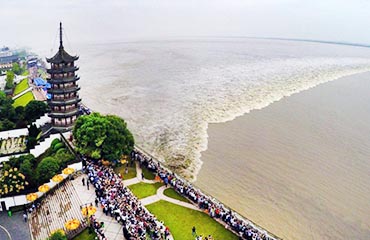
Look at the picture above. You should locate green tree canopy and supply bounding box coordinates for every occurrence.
[73,113,135,162]
[36,156,60,184]
[0,119,15,131]
[24,100,48,122]
[5,71,15,89]
[0,91,15,122]
[12,63,22,75]
[20,158,36,187]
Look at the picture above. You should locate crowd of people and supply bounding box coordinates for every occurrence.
[84,158,170,240]
[89,215,107,240]
[131,149,275,240]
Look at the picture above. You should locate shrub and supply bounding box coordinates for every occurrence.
[54,150,74,168]
[53,142,65,152]
[56,148,66,154]
[51,138,61,148]
[36,157,60,184]
[0,167,28,197]
[48,231,67,240]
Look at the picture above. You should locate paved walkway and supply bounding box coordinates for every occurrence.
[124,163,201,211]
[31,87,46,101]
[72,162,202,240]
[155,186,200,211]
[12,86,33,100]
[71,175,126,240]
[0,211,31,240]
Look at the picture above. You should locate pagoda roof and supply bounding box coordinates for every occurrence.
[46,47,78,64]
[46,22,78,64]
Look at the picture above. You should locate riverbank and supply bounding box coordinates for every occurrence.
[196,71,370,240]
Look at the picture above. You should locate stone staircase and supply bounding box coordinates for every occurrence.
[28,180,86,240]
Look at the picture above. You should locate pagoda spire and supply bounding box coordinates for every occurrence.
[59,22,63,49]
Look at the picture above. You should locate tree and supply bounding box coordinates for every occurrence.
[24,100,48,122]
[36,157,60,184]
[14,106,27,128]
[14,106,25,121]
[73,113,135,162]
[20,158,36,187]
[12,63,22,75]
[0,91,16,122]
[27,124,41,150]
[5,71,15,89]
[0,119,15,131]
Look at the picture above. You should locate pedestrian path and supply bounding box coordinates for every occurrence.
[11,86,32,100]
[72,175,126,240]
[73,162,203,240]
[0,211,31,240]
[124,162,201,211]
[156,186,200,211]
[123,162,156,186]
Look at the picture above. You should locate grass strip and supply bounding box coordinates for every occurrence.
[114,164,137,180]
[128,182,163,199]
[147,200,238,240]
[141,166,156,180]
[13,78,29,95]
[13,91,34,107]
[163,188,190,203]
[72,229,97,240]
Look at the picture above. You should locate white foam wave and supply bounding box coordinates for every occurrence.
[197,69,370,180]
[78,40,370,182]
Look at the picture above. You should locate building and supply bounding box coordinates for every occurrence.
[46,23,81,132]
[0,47,20,71]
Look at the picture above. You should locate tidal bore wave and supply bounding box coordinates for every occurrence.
[77,39,370,181]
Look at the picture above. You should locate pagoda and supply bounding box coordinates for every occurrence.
[46,22,81,132]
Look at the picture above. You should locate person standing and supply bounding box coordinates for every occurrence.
[87,180,90,190]
[82,178,85,186]
[23,213,28,222]
[192,226,197,237]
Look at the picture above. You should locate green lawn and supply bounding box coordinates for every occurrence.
[164,188,191,203]
[114,164,137,180]
[142,166,156,180]
[72,229,97,240]
[21,70,29,76]
[13,91,34,107]
[13,78,29,95]
[128,182,163,199]
[147,201,238,240]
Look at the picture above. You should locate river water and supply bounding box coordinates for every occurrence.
[53,38,370,239]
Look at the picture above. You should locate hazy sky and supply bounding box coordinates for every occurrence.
[1,0,370,49]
